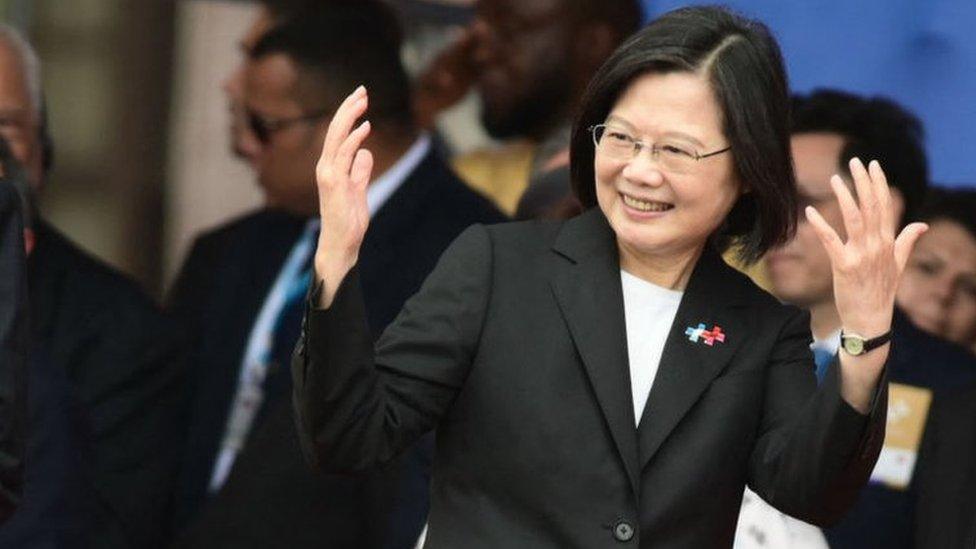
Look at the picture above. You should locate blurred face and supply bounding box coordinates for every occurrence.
[595,71,740,264]
[0,40,43,190]
[472,0,576,139]
[223,7,275,162]
[896,219,976,347]
[766,133,846,308]
[244,53,327,216]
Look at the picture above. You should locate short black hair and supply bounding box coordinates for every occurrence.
[572,0,645,41]
[570,5,796,264]
[250,0,413,131]
[917,187,976,242]
[259,0,322,20]
[791,89,929,226]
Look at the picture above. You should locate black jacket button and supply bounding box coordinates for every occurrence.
[613,520,635,542]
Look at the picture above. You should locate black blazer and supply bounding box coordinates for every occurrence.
[169,150,504,547]
[0,182,26,522]
[914,382,976,548]
[25,220,187,548]
[294,208,887,548]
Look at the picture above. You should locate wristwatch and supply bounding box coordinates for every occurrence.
[840,330,893,356]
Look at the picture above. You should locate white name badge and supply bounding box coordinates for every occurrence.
[869,383,933,490]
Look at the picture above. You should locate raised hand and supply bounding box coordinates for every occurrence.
[804,158,928,411]
[313,85,373,308]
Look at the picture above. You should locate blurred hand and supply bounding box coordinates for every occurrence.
[805,158,928,411]
[313,86,373,308]
[412,26,478,129]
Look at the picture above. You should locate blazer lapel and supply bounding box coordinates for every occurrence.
[637,247,749,471]
[549,209,640,494]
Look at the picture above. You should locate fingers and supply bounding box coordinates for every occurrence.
[868,160,896,238]
[894,222,929,272]
[322,86,368,161]
[849,158,882,235]
[350,148,374,190]
[334,120,371,184]
[830,174,863,242]
[805,205,845,261]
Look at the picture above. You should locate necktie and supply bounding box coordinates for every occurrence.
[812,348,834,385]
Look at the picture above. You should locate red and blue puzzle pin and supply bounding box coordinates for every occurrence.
[685,323,726,346]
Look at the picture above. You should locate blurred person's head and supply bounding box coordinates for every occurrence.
[472,0,643,141]
[0,24,46,192]
[896,188,976,348]
[223,0,327,161]
[246,0,414,216]
[0,135,35,254]
[569,6,796,267]
[766,90,929,316]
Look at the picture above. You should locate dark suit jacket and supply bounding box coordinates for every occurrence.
[914,382,976,548]
[824,311,976,549]
[25,221,187,548]
[0,182,26,522]
[169,150,504,548]
[294,208,888,548]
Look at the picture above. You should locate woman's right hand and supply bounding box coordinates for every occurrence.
[313,85,373,308]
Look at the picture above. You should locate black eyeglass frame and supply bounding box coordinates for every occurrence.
[588,124,732,162]
[247,109,330,144]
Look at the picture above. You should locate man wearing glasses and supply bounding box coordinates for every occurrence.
[168,2,504,547]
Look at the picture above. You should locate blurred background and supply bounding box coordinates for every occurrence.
[1,0,973,297]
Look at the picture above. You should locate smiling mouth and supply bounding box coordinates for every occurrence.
[621,193,674,212]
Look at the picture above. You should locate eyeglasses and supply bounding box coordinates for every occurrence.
[246,109,328,144]
[589,124,731,173]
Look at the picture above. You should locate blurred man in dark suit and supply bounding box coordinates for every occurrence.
[914,381,976,547]
[0,24,187,548]
[762,90,976,548]
[0,140,27,524]
[168,2,504,547]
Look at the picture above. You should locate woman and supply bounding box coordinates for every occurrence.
[896,188,976,353]
[294,6,927,547]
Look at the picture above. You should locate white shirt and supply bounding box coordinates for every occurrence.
[208,133,432,492]
[620,269,683,425]
[812,329,841,355]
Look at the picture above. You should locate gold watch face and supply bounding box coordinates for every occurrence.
[843,336,865,355]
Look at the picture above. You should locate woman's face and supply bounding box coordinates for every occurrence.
[595,71,741,264]
[896,219,976,348]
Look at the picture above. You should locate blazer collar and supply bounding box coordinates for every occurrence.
[550,208,753,488]
[635,240,750,471]
[548,208,638,493]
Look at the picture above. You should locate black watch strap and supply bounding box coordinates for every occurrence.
[840,329,893,356]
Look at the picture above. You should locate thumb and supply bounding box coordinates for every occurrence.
[893,222,928,272]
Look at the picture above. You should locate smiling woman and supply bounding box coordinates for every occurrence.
[293,5,927,548]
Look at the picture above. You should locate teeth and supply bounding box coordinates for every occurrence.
[622,194,672,212]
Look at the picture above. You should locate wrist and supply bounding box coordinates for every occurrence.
[313,249,358,309]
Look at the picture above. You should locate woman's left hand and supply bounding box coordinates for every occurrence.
[805,158,928,411]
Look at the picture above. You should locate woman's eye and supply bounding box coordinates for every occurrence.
[959,280,976,300]
[661,144,692,157]
[607,131,632,143]
[911,260,940,276]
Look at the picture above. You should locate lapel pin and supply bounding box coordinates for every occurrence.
[685,323,726,346]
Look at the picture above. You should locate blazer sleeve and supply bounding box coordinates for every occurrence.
[293,224,492,473]
[747,307,888,526]
[0,182,27,522]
